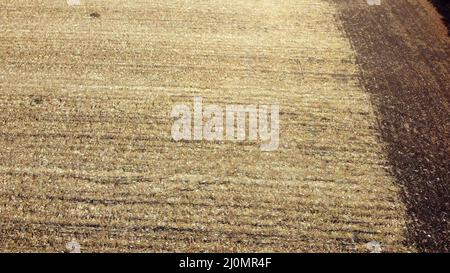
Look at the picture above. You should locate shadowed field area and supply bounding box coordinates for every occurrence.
[333,0,449,252]
[430,0,450,34]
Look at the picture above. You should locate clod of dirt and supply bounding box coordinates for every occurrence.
[89,12,100,19]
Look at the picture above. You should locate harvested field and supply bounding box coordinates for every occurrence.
[334,0,449,252]
[0,0,447,253]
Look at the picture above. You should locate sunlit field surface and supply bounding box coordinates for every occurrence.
[1,0,447,252]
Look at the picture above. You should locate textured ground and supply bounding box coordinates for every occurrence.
[333,0,449,252]
[0,0,447,253]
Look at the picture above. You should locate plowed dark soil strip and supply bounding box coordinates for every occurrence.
[430,0,450,34]
[332,0,449,252]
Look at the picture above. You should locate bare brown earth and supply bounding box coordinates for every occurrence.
[332,0,449,252]
[430,0,450,34]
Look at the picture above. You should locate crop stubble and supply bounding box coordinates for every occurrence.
[0,0,412,252]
